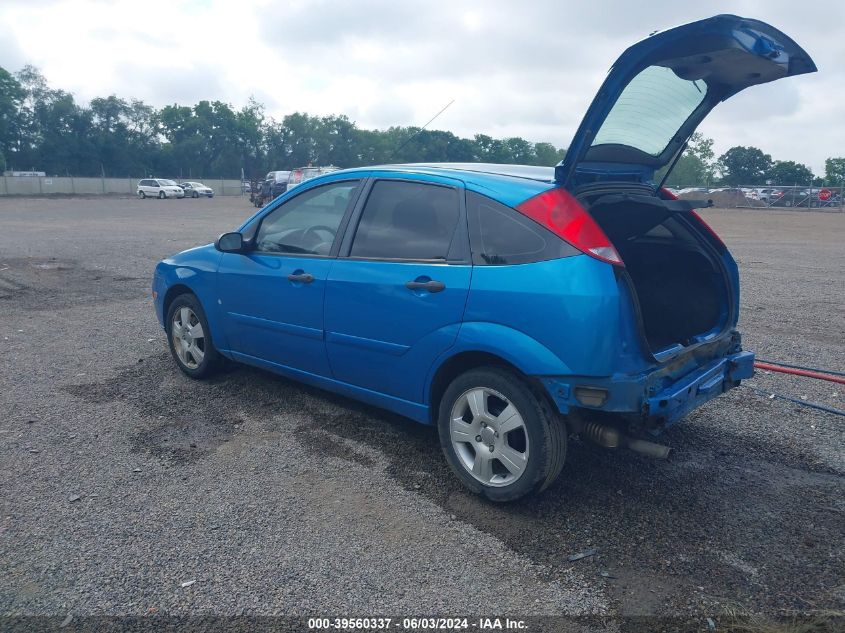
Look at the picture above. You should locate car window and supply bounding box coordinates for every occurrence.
[350,180,460,261]
[466,192,578,265]
[255,181,359,256]
[592,65,708,157]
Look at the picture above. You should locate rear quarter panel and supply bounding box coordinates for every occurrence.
[461,255,624,377]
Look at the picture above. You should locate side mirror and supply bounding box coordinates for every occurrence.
[216,232,245,253]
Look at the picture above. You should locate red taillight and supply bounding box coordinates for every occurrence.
[659,187,726,249]
[516,188,623,266]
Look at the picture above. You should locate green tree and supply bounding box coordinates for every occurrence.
[824,157,845,184]
[0,67,24,169]
[533,142,563,166]
[658,133,715,186]
[717,146,772,185]
[766,160,813,185]
[0,63,594,178]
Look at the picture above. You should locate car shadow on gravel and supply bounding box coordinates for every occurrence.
[64,353,844,616]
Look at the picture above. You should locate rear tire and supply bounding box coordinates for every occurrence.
[437,367,566,502]
[192,191,199,198]
[139,191,146,199]
[166,293,223,379]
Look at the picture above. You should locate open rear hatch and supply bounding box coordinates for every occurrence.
[553,15,815,360]
[557,14,816,188]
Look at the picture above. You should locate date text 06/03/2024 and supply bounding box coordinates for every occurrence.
[307,617,528,630]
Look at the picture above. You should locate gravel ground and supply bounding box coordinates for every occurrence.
[0,197,842,628]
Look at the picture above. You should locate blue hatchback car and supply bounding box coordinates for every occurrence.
[152,15,815,501]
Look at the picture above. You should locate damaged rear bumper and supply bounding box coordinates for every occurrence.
[541,349,755,430]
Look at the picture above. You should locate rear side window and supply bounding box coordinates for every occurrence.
[350,180,460,260]
[467,192,578,265]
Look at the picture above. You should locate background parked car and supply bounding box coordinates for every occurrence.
[179,181,214,198]
[137,178,184,199]
[265,171,291,198]
[771,189,810,207]
[754,188,784,203]
[251,171,292,208]
[287,166,339,190]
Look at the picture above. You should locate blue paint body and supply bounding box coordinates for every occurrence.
[152,165,752,430]
[152,14,818,431]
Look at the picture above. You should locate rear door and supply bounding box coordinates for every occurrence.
[557,15,816,187]
[324,174,471,404]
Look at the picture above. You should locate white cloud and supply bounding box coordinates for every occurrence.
[2,0,844,173]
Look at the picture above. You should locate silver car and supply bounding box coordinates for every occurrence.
[179,181,214,198]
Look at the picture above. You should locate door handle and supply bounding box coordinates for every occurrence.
[405,280,446,293]
[287,272,314,283]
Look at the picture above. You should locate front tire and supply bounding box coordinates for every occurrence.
[158,191,165,199]
[166,293,222,379]
[437,367,566,502]
[139,191,146,199]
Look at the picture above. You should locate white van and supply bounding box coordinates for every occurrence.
[138,179,185,199]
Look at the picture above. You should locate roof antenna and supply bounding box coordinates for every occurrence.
[388,99,455,162]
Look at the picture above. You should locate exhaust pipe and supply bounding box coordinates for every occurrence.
[625,438,672,460]
[581,421,672,460]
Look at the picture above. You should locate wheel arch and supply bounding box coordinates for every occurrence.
[162,283,195,326]
[428,350,558,425]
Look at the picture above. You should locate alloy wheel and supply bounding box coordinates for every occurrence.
[449,387,529,487]
[171,306,205,369]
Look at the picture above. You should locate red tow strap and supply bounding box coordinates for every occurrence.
[754,361,845,386]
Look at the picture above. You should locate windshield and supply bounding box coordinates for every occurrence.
[159,179,177,186]
[591,65,708,157]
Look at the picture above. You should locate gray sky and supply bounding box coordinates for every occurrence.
[2,0,843,174]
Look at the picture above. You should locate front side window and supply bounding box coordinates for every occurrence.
[467,192,578,265]
[350,180,460,261]
[591,65,708,157]
[255,181,359,256]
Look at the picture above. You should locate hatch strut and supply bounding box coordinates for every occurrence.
[656,139,689,193]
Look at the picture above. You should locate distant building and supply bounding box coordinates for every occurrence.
[3,171,46,177]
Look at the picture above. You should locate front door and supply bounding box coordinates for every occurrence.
[217,179,362,376]
[324,176,471,403]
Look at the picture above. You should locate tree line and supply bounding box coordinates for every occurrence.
[664,134,845,187]
[0,65,566,180]
[2,64,843,186]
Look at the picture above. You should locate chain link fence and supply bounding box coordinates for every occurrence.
[0,175,246,197]
[669,184,845,210]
